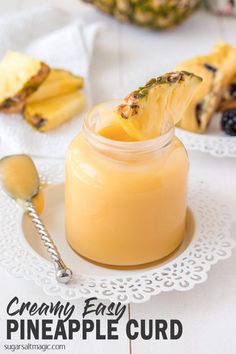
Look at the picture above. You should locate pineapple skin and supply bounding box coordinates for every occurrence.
[82,0,200,29]
[0,51,50,114]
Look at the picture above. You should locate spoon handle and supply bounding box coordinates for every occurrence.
[27,202,72,284]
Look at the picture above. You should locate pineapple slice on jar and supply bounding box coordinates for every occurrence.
[0,51,49,113]
[115,71,202,141]
[95,104,138,142]
[24,90,86,132]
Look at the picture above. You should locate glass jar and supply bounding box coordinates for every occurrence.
[65,101,189,267]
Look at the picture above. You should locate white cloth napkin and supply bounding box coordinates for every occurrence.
[0,6,103,158]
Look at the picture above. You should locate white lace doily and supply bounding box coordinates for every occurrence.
[176,128,236,158]
[0,162,235,303]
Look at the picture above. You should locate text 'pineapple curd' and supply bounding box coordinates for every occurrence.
[65,99,189,267]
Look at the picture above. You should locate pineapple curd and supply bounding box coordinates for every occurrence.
[0,154,44,214]
[66,105,189,267]
[65,72,200,267]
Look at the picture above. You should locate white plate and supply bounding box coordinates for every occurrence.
[176,114,236,158]
[0,163,235,303]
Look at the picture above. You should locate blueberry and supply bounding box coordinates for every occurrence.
[221,109,236,136]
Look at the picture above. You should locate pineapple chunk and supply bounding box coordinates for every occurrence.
[219,99,236,112]
[116,71,202,140]
[23,90,86,132]
[219,77,236,112]
[218,99,236,112]
[27,69,84,103]
[175,43,236,133]
[0,51,49,113]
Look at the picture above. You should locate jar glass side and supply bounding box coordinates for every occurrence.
[65,101,189,267]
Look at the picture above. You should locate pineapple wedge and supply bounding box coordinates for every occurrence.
[175,43,236,133]
[0,51,49,113]
[219,99,236,112]
[27,69,84,103]
[116,71,202,140]
[24,90,86,132]
[219,77,236,112]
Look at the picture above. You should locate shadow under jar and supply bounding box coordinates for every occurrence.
[65,101,189,268]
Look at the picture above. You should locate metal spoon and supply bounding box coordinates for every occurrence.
[0,154,72,284]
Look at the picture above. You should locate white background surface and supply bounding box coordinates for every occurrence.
[0,1,236,353]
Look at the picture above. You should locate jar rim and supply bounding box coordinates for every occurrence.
[83,99,175,154]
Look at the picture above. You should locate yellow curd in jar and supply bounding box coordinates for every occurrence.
[65,102,189,267]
